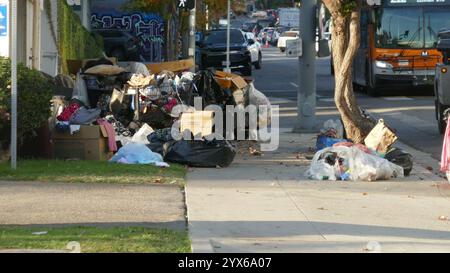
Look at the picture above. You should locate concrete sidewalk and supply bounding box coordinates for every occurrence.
[0,182,186,231]
[186,132,450,253]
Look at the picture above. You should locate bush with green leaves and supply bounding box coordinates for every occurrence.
[0,57,53,147]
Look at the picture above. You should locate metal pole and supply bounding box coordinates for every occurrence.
[294,0,317,133]
[189,2,196,72]
[224,0,231,73]
[206,4,209,30]
[11,0,17,170]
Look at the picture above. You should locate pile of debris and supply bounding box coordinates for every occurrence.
[307,119,413,181]
[50,58,271,168]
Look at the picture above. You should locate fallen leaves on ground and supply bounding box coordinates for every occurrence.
[249,147,263,156]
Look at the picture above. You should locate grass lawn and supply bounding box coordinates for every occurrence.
[0,160,186,185]
[0,226,191,253]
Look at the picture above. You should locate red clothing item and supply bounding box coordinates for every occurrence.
[97,119,118,152]
[57,103,81,122]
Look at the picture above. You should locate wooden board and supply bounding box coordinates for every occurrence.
[146,59,195,74]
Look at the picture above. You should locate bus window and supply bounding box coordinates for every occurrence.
[424,7,450,48]
[376,8,422,49]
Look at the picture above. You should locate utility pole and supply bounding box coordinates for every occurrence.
[188,1,196,72]
[294,0,317,133]
[224,0,231,73]
[11,0,17,170]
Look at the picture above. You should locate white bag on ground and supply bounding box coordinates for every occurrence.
[322,119,344,139]
[131,124,154,144]
[306,146,404,181]
[248,83,272,129]
[72,72,90,106]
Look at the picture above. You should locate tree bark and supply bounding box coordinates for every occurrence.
[322,0,374,143]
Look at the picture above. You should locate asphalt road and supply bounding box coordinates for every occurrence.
[252,46,444,161]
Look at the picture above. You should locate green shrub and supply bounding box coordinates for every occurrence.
[0,57,53,146]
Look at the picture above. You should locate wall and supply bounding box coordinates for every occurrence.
[90,0,164,63]
[41,0,59,76]
[57,0,104,74]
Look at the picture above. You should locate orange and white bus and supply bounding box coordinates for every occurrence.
[353,0,450,96]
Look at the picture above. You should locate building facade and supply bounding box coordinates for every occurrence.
[1,0,92,76]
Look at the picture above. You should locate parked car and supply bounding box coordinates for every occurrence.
[277,30,300,52]
[198,29,259,76]
[244,32,263,69]
[93,29,140,61]
[435,30,450,133]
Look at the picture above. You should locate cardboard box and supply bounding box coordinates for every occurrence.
[215,71,248,90]
[66,57,117,75]
[180,111,214,137]
[52,125,112,161]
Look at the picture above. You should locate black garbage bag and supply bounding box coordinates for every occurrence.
[146,128,174,156]
[193,70,232,106]
[385,148,413,176]
[147,141,165,156]
[164,139,236,168]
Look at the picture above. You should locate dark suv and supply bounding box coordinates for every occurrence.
[198,29,253,76]
[93,29,141,61]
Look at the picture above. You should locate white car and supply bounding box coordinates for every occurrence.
[277,31,300,52]
[245,32,262,69]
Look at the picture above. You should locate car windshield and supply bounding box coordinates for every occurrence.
[244,23,256,28]
[204,30,245,45]
[376,7,450,49]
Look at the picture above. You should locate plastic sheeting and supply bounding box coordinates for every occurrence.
[110,143,169,167]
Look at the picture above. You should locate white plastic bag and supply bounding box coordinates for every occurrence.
[306,159,338,181]
[131,124,154,144]
[248,83,272,129]
[306,146,404,182]
[72,72,90,106]
[322,119,344,139]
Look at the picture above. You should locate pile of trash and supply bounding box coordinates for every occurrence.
[307,119,413,181]
[51,58,271,168]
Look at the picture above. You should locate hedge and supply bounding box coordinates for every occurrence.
[0,57,53,147]
[55,0,104,74]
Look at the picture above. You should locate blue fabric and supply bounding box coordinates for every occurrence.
[316,135,348,151]
[110,143,164,165]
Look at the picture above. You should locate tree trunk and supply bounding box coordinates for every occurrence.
[323,0,374,143]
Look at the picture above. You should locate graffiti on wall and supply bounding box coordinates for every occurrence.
[91,12,164,62]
